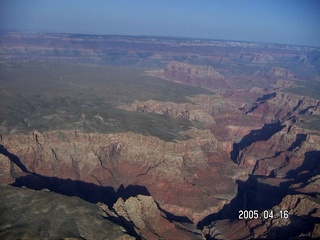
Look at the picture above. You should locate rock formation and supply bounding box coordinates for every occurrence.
[246,92,320,122]
[119,94,238,126]
[101,194,203,239]
[162,61,225,89]
[0,154,14,184]
[236,120,320,176]
[0,129,249,225]
[271,79,294,89]
[1,32,320,239]
[204,194,320,239]
[268,67,295,79]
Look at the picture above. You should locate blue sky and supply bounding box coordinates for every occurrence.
[1,0,320,47]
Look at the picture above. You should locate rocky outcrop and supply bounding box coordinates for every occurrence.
[271,79,294,89]
[0,184,133,240]
[0,129,248,225]
[0,145,27,184]
[268,67,295,79]
[236,120,320,176]
[291,174,320,195]
[161,61,226,89]
[223,88,267,110]
[1,32,320,239]
[119,94,239,127]
[0,154,14,184]
[119,99,215,126]
[101,194,203,240]
[205,194,320,239]
[247,91,320,122]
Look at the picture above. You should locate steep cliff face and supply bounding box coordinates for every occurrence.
[0,154,15,184]
[100,194,203,240]
[226,87,320,181]
[268,67,296,79]
[236,120,320,177]
[206,89,320,239]
[205,194,320,239]
[0,129,248,225]
[271,79,294,89]
[119,99,214,126]
[119,94,239,127]
[1,32,320,239]
[161,61,226,89]
[247,91,320,122]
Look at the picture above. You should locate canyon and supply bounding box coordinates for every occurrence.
[0,32,320,239]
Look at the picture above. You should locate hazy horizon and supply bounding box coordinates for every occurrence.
[1,0,320,47]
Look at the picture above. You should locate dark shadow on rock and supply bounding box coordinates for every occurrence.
[266,214,320,240]
[245,92,276,114]
[11,174,117,206]
[197,174,317,230]
[12,175,151,207]
[299,105,318,114]
[155,202,193,224]
[0,144,30,173]
[281,150,320,195]
[256,92,277,102]
[0,142,150,205]
[287,134,307,151]
[101,214,142,240]
[197,176,286,228]
[285,151,320,179]
[230,121,285,162]
[0,146,151,239]
[117,184,151,201]
[199,150,320,237]
[154,202,203,238]
[10,174,150,240]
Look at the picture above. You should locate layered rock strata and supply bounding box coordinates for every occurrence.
[246,92,320,122]
[119,94,239,127]
[99,194,203,240]
[204,194,320,239]
[236,119,320,177]
[148,61,226,89]
[0,129,249,225]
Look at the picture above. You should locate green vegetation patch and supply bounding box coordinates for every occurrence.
[296,114,320,132]
[284,80,320,100]
[0,61,211,141]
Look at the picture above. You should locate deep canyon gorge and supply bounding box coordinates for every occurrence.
[0,32,320,239]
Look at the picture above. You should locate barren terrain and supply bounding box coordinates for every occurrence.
[0,32,319,239]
